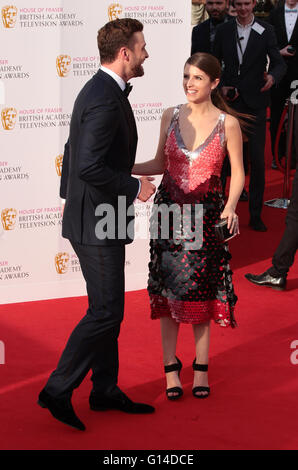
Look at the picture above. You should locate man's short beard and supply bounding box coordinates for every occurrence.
[211,13,226,23]
[132,64,144,77]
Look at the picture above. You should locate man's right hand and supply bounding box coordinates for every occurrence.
[222,86,239,102]
[138,176,156,202]
[280,45,296,57]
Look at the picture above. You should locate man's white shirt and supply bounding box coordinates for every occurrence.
[284,3,298,42]
[236,16,255,65]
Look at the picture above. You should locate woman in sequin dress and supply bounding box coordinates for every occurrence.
[132,53,245,399]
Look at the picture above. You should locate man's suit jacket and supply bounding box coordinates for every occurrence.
[213,18,287,109]
[191,19,213,54]
[268,5,298,79]
[191,15,232,55]
[60,69,139,246]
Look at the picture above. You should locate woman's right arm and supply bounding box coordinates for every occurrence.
[132,107,174,175]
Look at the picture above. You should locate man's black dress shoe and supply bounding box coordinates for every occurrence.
[89,390,155,414]
[239,188,248,201]
[38,388,86,431]
[245,270,286,291]
[249,218,267,232]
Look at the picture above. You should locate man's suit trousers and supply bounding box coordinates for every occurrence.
[271,160,298,276]
[44,242,125,399]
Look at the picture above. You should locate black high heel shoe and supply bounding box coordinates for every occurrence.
[192,359,210,399]
[164,356,183,400]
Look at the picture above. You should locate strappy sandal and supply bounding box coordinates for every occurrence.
[164,356,183,400]
[192,359,210,399]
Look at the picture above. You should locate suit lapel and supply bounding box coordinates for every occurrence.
[289,14,298,44]
[118,91,138,167]
[279,7,289,44]
[231,20,240,68]
[241,25,259,66]
[95,69,138,165]
[207,20,211,52]
[96,69,136,131]
[124,99,138,167]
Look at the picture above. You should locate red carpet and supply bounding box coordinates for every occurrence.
[1,166,298,450]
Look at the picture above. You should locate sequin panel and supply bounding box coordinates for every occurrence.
[164,114,226,194]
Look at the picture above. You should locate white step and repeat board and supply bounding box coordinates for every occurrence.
[0,0,191,304]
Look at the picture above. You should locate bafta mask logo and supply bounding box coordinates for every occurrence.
[1,107,17,130]
[55,252,70,274]
[55,154,63,177]
[1,5,17,28]
[56,55,72,77]
[108,3,123,21]
[1,208,17,230]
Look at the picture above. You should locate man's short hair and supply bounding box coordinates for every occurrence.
[97,18,143,64]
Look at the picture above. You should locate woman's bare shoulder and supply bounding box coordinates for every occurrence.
[161,105,180,128]
[224,113,241,131]
[162,106,177,120]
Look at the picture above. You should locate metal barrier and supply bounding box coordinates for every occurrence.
[264,99,297,209]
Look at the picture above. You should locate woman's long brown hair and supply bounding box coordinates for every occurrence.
[185,52,254,133]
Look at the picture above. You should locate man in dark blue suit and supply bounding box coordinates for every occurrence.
[38,18,156,431]
[191,0,232,54]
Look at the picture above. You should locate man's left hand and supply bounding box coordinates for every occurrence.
[260,72,275,92]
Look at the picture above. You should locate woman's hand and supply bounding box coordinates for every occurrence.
[220,206,239,235]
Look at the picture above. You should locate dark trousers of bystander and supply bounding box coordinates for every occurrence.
[269,104,298,276]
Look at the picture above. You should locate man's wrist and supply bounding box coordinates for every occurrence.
[135,180,141,201]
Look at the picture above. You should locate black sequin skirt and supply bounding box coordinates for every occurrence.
[147,176,237,327]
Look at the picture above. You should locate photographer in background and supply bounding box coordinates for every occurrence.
[213,0,286,231]
[268,0,298,169]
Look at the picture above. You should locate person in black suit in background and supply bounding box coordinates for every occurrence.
[191,0,232,54]
[38,18,156,431]
[268,0,298,168]
[213,0,286,231]
[245,103,298,289]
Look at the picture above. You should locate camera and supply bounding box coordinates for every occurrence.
[287,46,296,54]
[226,88,237,100]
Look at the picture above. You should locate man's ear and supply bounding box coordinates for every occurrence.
[119,47,129,62]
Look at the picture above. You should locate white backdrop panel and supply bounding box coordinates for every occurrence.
[0,0,191,304]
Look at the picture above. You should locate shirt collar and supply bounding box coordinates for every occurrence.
[236,15,255,29]
[284,5,298,12]
[100,65,126,92]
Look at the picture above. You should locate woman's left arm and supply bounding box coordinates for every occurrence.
[221,114,245,233]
